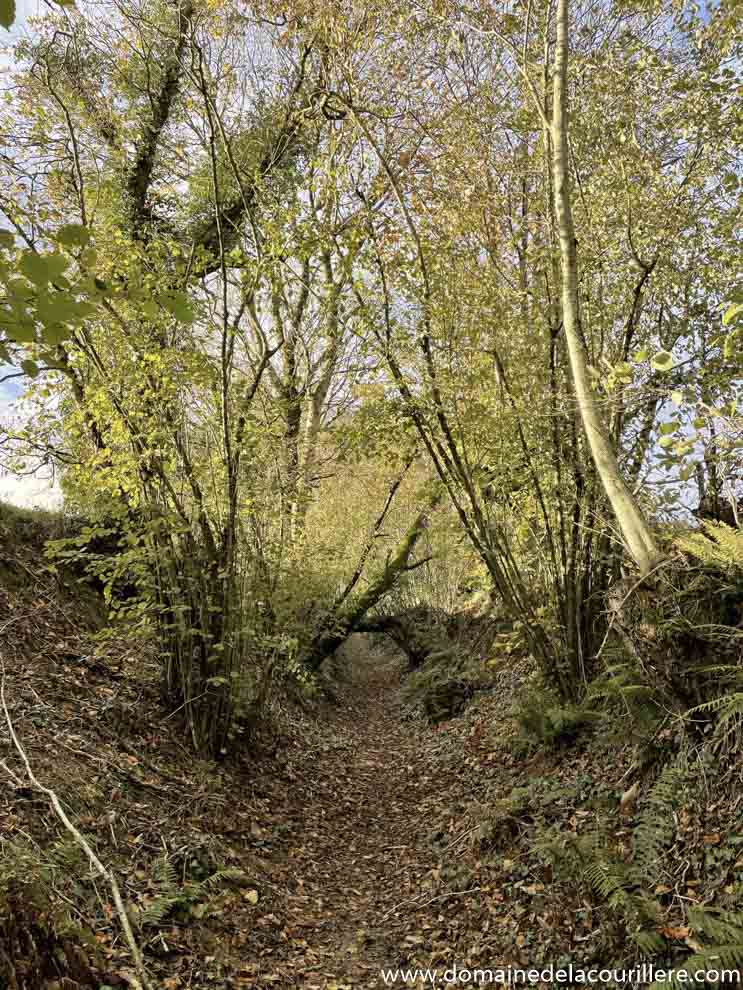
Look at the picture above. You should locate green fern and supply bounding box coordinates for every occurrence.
[534,761,690,960]
[656,938,743,990]
[688,906,743,946]
[155,856,179,888]
[633,930,666,955]
[588,662,663,736]
[632,765,682,876]
[201,866,247,890]
[140,893,178,927]
[140,856,184,927]
[139,857,248,928]
[584,860,633,909]
[513,685,601,748]
[689,693,743,752]
[676,521,743,571]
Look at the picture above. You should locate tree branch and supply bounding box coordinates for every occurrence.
[0,641,153,990]
[126,0,193,235]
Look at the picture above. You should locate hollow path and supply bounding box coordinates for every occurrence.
[242,649,463,988]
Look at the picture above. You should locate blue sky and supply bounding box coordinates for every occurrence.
[0,0,40,70]
[0,369,21,400]
[2,0,40,40]
[0,0,39,402]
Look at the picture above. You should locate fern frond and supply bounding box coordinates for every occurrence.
[688,906,743,944]
[631,765,682,877]
[689,693,743,751]
[633,929,666,955]
[657,944,743,989]
[201,867,247,890]
[676,522,743,571]
[140,894,179,926]
[153,856,178,890]
[706,522,743,564]
[584,860,630,904]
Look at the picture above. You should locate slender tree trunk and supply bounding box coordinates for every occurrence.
[550,0,663,575]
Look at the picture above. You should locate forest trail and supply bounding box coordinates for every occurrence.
[250,650,450,988]
[0,555,503,990]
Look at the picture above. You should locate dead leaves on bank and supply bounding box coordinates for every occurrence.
[5,568,743,989]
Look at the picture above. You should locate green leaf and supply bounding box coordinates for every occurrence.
[2,313,36,342]
[159,291,195,323]
[56,224,91,248]
[0,229,15,249]
[0,0,15,30]
[20,251,69,286]
[19,253,49,286]
[659,422,676,435]
[140,300,160,319]
[21,359,39,378]
[6,277,34,300]
[651,350,674,372]
[36,293,96,327]
[40,323,70,345]
[723,303,742,326]
[671,391,683,406]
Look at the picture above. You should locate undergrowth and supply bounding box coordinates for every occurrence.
[401,647,486,723]
[0,837,104,988]
[511,682,602,750]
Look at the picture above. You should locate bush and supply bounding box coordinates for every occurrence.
[401,646,485,723]
[529,755,743,977]
[0,838,104,989]
[0,500,75,545]
[513,684,600,749]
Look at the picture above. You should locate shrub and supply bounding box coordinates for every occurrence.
[513,684,600,748]
[0,838,104,989]
[401,647,485,723]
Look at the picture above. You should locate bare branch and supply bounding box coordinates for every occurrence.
[0,641,153,990]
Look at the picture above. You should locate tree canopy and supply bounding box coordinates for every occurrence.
[0,0,740,753]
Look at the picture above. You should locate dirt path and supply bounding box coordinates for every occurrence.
[1,587,494,990]
[247,653,444,988]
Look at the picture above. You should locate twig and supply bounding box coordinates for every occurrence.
[380,886,482,922]
[0,651,154,990]
[0,757,24,787]
[442,824,480,852]
[165,689,209,721]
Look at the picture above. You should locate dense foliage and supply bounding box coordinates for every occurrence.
[1,1,743,986]
[0,0,740,750]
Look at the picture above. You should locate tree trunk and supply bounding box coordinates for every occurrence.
[550,0,663,576]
